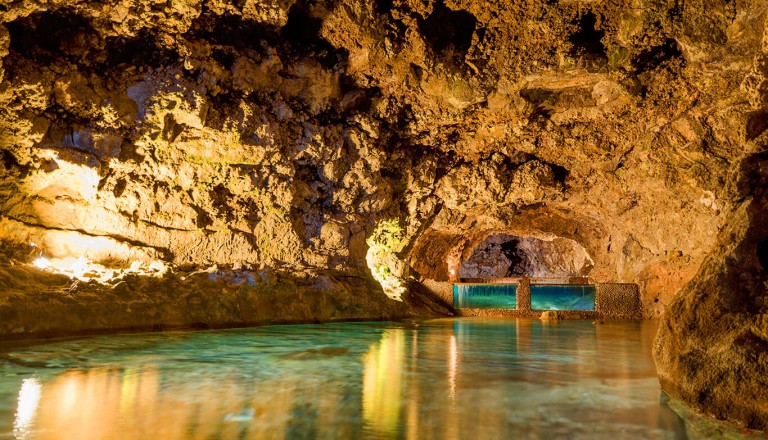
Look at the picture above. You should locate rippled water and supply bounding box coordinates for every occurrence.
[0,319,760,439]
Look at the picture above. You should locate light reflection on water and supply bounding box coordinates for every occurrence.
[12,377,40,440]
[0,319,759,439]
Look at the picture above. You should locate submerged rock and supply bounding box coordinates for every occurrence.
[539,311,563,321]
[223,408,255,423]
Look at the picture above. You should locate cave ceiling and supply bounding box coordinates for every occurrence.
[0,0,765,319]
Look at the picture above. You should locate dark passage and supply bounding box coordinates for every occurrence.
[420,0,477,57]
[569,12,606,61]
[757,238,768,271]
[459,234,593,279]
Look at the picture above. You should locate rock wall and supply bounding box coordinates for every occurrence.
[654,153,768,429]
[458,233,593,278]
[0,0,767,427]
[2,0,764,315]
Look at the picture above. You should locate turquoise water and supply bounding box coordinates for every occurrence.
[531,285,596,311]
[0,319,760,439]
[453,284,596,311]
[453,284,517,308]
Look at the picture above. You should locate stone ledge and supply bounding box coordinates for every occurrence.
[0,265,452,340]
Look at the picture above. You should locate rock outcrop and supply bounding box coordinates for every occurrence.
[0,0,767,427]
[0,259,451,338]
[654,153,768,429]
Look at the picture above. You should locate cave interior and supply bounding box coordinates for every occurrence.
[0,0,766,434]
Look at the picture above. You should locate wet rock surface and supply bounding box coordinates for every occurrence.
[0,0,766,428]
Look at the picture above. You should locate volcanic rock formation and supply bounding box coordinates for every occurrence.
[0,0,766,428]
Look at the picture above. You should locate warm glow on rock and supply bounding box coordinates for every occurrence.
[23,151,101,202]
[31,253,167,284]
[446,249,462,283]
[366,219,407,301]
[32,257,51,269]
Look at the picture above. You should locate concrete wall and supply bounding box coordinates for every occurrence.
[596,283,642,318]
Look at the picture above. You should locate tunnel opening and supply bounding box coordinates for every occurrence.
[453,233,598,312]
[459,233,593,279]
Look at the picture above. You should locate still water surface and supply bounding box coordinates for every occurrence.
[0,319,759,439]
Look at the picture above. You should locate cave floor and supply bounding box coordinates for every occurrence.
[0,319,761,439]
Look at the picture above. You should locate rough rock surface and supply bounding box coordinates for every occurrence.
[459,233,593,278]
[654,153,768,429]
[0,0,767,427]
[0,261,451,338]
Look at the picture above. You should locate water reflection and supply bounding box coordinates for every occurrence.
[13,378,41,439]
[0,320,761,439]
[19,366,353,439]
[448,334,457,402]
[362,328,404,437]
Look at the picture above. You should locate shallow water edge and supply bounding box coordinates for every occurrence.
[0,318,762,439]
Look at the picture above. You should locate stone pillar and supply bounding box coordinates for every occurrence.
[517,277,531,311]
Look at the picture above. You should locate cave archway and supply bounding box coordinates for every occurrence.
[459,233,594,279]
[407,209,608,284]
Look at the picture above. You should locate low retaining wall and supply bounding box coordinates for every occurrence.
[456,309,600,319]
[450,280,642,319]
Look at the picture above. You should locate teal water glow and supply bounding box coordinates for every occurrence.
[453,284,517,308]
[0,319,760,439]
[531,284,596,311]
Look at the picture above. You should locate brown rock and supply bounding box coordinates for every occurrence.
[0,0,766,428]
[654,153,768,430]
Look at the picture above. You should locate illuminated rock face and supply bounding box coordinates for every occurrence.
[0,0,766,427]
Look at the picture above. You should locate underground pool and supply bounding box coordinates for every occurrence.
[0,319,759,439]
